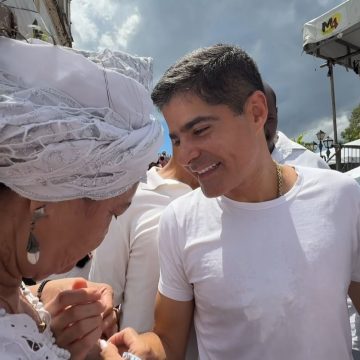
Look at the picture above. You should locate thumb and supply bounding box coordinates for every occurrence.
[100,340,124,360]
[71,278,88,290]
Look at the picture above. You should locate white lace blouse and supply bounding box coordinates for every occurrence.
[0,285,70,359]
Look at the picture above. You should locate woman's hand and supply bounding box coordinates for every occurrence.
[99,340,125,360]
[34,278,118,340]
[44,280,104,359]
[108,328,154,360]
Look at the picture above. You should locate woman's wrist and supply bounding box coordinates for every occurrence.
[37,279,52,301]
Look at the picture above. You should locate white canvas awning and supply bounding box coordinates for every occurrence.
[303,0,360,74]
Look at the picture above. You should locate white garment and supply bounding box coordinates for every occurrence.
[158,166,360,360]
[90,166,198,359]
[272,131,329,169]
[0,37,162,201]
[72,47,153,91]
[89,166,193,331]
[0,310,70,359]
[0,285,70,359]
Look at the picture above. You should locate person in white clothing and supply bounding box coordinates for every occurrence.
[90,149,199,359]
[263,83,329,169]
[265,82,360,360]
[0,37,162,360]
[102,44,360,360]
[89,151,198,331]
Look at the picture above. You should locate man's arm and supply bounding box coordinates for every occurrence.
[152,292,194,359]
[109,292,194,360]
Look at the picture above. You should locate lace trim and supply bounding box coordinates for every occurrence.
[0,284,70,359]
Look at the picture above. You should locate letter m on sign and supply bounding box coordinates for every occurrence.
[322,16,339,33]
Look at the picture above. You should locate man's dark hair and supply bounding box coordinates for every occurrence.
[262,82,278,148]
[151,44,264,114]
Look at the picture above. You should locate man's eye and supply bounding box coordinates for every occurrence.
[171,138,180,146]
[194,126,209,135]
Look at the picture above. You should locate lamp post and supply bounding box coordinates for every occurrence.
[323,136,334,161]
[316,130,326,160]
[315,130,333,162]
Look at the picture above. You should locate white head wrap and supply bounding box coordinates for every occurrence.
[0,37,163,201]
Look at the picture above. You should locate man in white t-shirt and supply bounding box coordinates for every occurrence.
[105,44,360,360]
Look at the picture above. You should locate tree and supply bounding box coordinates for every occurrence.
[341,103,360,142]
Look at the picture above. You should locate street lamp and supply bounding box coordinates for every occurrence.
[323,136,334,160]
[315,130,333,161]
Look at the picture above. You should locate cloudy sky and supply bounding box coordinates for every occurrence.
[71,0,360,153]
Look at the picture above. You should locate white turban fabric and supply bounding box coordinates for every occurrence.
[71,47,153,91]
[0,37,163,201]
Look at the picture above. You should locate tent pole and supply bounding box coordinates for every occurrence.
[327,61,341,171]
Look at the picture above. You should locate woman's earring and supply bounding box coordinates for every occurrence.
[27,207,46,265]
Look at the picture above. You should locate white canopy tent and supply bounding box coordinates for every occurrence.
[345,165,360,184]
[303,0,360,170]
[303,0,360,72]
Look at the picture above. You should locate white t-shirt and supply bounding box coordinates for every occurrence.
[158,166,360,360]
[89,166,193,331]
[272,131,329,169]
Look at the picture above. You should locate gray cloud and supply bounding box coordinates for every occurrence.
[72,0,360,145]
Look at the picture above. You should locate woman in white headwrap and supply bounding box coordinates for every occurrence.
[0,37,162,360]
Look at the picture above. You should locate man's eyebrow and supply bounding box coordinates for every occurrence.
[169,116,219,139]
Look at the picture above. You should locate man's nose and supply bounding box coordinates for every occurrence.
[178,140,201,168]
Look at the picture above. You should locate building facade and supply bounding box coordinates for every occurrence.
[1,0,72,46]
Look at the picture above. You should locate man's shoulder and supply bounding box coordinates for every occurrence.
[297,165,360,192]
[162,188,214,223]
[169,187,207,208]
[290,149,329,169]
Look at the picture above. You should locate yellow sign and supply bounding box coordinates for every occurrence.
[322,12,342,35]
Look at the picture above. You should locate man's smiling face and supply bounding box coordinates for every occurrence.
[162,92,265,199]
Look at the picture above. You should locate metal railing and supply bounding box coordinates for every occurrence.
[328,145,360,172]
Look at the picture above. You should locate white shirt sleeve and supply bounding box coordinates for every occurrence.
[90,204,162,333]
[158,204,194,301]
[89,217,130,306]
[120,213,161,332]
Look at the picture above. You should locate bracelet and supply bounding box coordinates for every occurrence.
[122,352,142,360]
[113,304,121,332]
[37,279,52,301]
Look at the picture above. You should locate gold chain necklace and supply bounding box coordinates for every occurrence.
[274,161,283,197]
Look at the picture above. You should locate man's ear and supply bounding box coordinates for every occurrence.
[244,90,268,132]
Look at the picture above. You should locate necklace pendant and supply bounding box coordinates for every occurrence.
[38,320,46,333]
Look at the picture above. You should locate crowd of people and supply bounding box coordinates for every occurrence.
[1,32,360,360]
